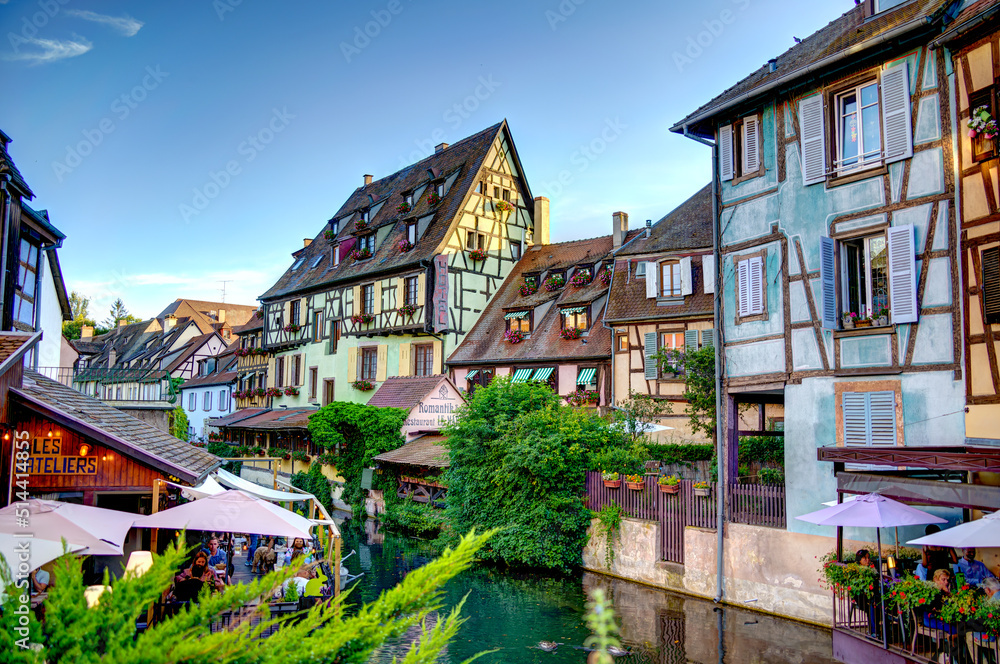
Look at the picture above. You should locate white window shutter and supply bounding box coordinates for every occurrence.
[880,63,913,164]
[742,115,760,173]
[720,124,734,181]
[645,262,658,299]
[868,391,896,446]
[684,329,699,352]
[737,260,750,317]
[799,94,826,185]
[887,224,918,323]
[748,256,764,315]
[842,392,869,446]
[819,236,838,329]
[643,332,658,380]
[680,257,693,296]
[702,254,715,294]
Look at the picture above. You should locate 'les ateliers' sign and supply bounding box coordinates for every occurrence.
[27,437,98,475]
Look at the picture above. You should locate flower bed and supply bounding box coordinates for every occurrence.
[560,327,581,340]
[543,274,565,291]
[351,247,372,261]
[352,380,375,391]
[503,329,524,344]
[351,313,375,325]
[468,248,488,262]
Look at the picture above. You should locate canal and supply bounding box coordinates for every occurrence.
[338,520,839,664]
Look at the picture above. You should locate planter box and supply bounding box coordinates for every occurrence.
[659,483,680,494]
[855,320,872,328]
[602,480,621,489]
[625,481,645,491]
[693,487,711,498]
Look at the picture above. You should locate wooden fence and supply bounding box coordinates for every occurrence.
[727,482,786,528]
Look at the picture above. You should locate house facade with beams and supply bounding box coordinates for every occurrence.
[257,121,539,406]
[669,0,968,626]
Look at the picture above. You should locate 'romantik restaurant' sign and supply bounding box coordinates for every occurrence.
[401,382,463,437]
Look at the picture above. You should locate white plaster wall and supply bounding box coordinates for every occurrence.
[37,253,64,369]
[181,384,234,440]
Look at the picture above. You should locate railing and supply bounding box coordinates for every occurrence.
[727,482,786,528]
[34,366,75,387]
[35,366,172,402]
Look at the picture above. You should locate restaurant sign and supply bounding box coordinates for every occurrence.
[27,437,98,475]
[401,381,465,436]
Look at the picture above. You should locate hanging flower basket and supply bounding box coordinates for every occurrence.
[352,379,375,391]
[600,269,612,286]
[427,192,441,206]
[398,239,413,253]
[398,304,417,318]
[601,471,620,489]
[658,476,681,494]
[469,248,488,262]
[519,282,537,297]
[265,387,283,398]
[625,474,645,491]
[252,387,266,398]
[693,482,711,498]
[560,327,581,340]
[503,329,524,344]
[570,270,591,288]
[283,324,300,334]
[495,200,513,214]
[351,247,372,262]
[283,387,299,397]
[352,313,375,325]
[969,105,999,140]
[397,202,411,215]
[543,275,565,292]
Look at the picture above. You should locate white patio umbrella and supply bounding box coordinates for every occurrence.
[0,533,85,576]
[907,511,1000,549]
[133,490,313,540]
[0,500,136,556]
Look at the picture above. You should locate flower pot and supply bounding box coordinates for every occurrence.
[843,319,854,329]
[877,316,888,326]
[625,481,645,491]
[602,480,621,489]
[693,487,711,498]
[659,483,680,494]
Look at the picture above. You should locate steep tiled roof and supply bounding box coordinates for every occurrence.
[222,407,315,430]
[0,130,34,198]
[233,313,264,334]
[208,408,268,427]
[367,375,449,410]
[671,0,948,132]
[157,299,258,328]
[260,122,521,301]
[14,370,220,483]
[937,0,1000,43]
[163,331,223,374]
[181,370,237,389]
[447,236,614,365]
[0,333,35,365]
[603,257,714,324]
[616,185,713,257]
[373,434,449,468]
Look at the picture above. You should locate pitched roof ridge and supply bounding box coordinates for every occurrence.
[532,233,613,249]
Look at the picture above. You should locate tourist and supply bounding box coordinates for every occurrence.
[932,568,953,597]
[206,537,227,570]
[31,568,50,594]
[983,577,1000,601]
[855,549,875,569]
[957,548,995,587]
[921,525,957,576]
[175,550,225,593]
[284,537,312,566]
[245,533,259,567]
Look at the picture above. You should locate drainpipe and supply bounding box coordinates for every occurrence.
[0,174,11,329]
[682,124,726,603]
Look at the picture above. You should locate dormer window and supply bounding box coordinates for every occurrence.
[358,234,376,255]
[570,266,592,287]
[333,244,341,266]
[436,182,444,197]
[406,221,417,245]
[405,192,413,206]
[505,310,531,334]
[362,209,370,223]
[561,306,590,331]
[635,262,647,277]
[330,219,339,235]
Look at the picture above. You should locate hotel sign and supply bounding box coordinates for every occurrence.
[28,437,98,475]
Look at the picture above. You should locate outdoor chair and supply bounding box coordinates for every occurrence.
[970,631,998,664]
[911,609,960,661]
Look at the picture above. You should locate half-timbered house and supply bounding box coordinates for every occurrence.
[257,121,539,406]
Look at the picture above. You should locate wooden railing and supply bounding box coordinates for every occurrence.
[727,482,786,528]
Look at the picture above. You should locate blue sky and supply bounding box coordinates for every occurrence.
[1,0,839,319]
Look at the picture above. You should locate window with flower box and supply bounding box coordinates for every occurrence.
[506,310,531,334]
[330,219,339,235]
[405,276,419,306]
[414,344,434,376]
[289,300,300,327]
[358,234,375,256]
[360,347,377,381]
[361,284,375,315]
[561,306,589,331]
[969,88,998,163]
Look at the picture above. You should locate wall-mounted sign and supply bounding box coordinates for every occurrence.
[28,437,98,475]
[402,381,464,436]
[432,254,449,333]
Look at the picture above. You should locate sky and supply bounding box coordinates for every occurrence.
[0,0,840,320]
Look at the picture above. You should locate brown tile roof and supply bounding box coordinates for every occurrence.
[223,407,315,430]
[157,299,258,328]
[367,375,450,410]
[208,408,268,427]
[260,121,527,301]
[181,370,238,389]
[0,333,35,366]
[936,0,1000,44]
[671,0,948,133]
[447,236,615,366]
[14,370,220,483]
[373,435,449,468]
[233,313,264,334]
[603,256,714,324]
[616,185,713,257]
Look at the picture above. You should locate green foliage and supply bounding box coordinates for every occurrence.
[282,579,300,603]
[382,499,448,537]
[444,378,613,571]
[590,443,647,476]
[654,345,717,440]
[69,291,90,320]
[757,467,785,485]
[0,556,43,662]
[308,401,407,511]
[820,560,879,602]
[101,298,141,329]
[645,442,714,465]
[169,406,189,442]
[886,575,941,614]
[289,463,333,514]
[62,319,107,341]
[29,529,493,664]
[595,503,623,570]
[206,439,241,475]
[584,588,622,664]
[611,391,670,446]
[738,436,784,465]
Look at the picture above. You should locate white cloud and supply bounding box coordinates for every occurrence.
[65,10,144,37]
[3,36,92,64]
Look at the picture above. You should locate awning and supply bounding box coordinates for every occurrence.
[465,370,479,380]
[532,367,554,381]
[577,368,596,385]
[561,307,585,314]
[165,475,227,500]
[511,369,533,382]
[214,468,311,503]
[504,311,528,320]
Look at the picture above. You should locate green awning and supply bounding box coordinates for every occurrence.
[561,307,585,314]
[504,311,529,320]
[532,367,554,381]
[511,368,533,383]
[577,368,596,385]
[465,370,479,380]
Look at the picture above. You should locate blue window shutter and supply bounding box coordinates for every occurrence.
[820,236,838,329]
[888,224,918,324]
[701,329,714,349]
[684,330,699,352]
[644,332,658,380]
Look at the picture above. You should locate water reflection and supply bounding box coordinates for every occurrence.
[340,521,837,664]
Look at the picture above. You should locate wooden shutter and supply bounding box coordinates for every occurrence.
[748,256,764,315]
[719,124,735,181]
[643,332,658,380]
[742,115,760,173]
[396,279,405,310]
[352,286,361,316]
[819,236,838,329]
[376,345,388,382]
[373,282,382,315]
[347,347,358,380]
[982,246,1000,325]
[701,329,714,348]
[680,257,693,296]
[398,343,411,376]
[868,391,896,446]
[702,255,715,294]
[417,273,426,307]
[645,262,658,299]
[737,260,750,317]
[684,329,699,352]
[842,392,869,446]
[432,339,442,374]
[887,224,917,323]
[880,63,913,164]
[799,94,826,185]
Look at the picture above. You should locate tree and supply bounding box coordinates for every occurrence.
[6,530,492,663]
[169,405,189,442]
[654,345,717,442]
[102,298,140,329]
[68,291,89,321]
[611,391,672,446]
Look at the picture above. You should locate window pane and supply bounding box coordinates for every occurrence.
[861,105,880,159]
[860,84,878,108]
[869,236,889,316]
[840,94,859,165]
[407,224,416,244]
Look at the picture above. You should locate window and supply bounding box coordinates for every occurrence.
[736,255,765,318]
[406,221,417,245]
[405,276,420,306]
[466,367,493,395]
[719,114,761,182]
[635,262,646,277]
[660,332,684,350]
[983,246,1000,325]
[333,244,340,266]
[842,390,896,446]
[13,236,39,326]
[834,82,881,173]
[361,284,375,315]
[362,208,370,222]
[616,334,628,352]
[330,219,339,235]
[577,366,597,387]
[405,192,413,206]
[330,320,340,353]
[970,88,997,163]
[511,241,522,260]
[290,300,301,327]
[276,357,285,387]
[660,261,682,297]
[506,310,531,334]
[436,182,444,197]
[841,233,889,319]
[414,344,434,376]
[476,182,485,194]
[312,311,323,342]
[502,188,511,202]
[524,275,538,289]
[562,307,589,331]
[467,231,486,251]
[219,389,228,411]
[360,347,377,381]
[188,393,196,410]
[358,234,375,255]
[292,354,301,386]
[573,267,592,285]
[493,185,500,199]
[203,391,212,411]
[309,367,318,400]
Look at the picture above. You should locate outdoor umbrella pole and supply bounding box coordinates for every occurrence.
[878,528,887,649]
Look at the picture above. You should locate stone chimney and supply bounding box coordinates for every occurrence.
[117,319,128,327]
[80,325,93,338]
[163,314,177,331]
[533,197,550,246]
[363,174,373,186]
[108,349,116,367]
[218,309,226,324]
[435,142,449,153]
[612,211,629,248]
[303,238,312,248]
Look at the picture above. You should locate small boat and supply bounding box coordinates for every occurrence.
[537,641,560,652]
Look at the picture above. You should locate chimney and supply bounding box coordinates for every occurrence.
[612,211,629,248]
[108,349,116,367]
[363,174,373,186]
[117,319,128,327]
[645,219,652,238]
[163,314,177,331]
[434,142,449,153]
[81,325,94,338]
[218,309,226,324]
[303,238,312,248]
[533,197,550,246]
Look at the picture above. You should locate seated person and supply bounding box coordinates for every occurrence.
[957,548,996,587]
[855,549,876,569]
[985,577,1000,601]
[173,551,225,595]
[920,568,960,634]
[921,525,957,578]
[205,537,227,570]
[915,562,929,581]
[253,538,277,574]
[31,568,50,595]
[283,537,313,566]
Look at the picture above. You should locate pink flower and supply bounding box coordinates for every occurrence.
[970,128,978,138]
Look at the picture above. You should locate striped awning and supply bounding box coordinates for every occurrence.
[532,367,554,381]
[504,311,529,320]
[465,370,479,380]
[561,307,585,314]
[577,368,596,385]
[511,368,533,382]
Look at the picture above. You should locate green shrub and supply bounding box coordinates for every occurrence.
[738,436,784,465]
[382,500,448,537]
[590,443,647,476]
[290,463,333,514]
[757,467,785,485]
[645,442,714,465]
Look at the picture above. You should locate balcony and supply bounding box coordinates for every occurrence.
[37,366,174,406]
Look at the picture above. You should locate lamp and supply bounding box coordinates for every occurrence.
[124,551,153,578]
[79,444,90,456]
[84,585,110,608]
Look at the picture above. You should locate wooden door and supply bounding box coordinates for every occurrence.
[323,379,335,406]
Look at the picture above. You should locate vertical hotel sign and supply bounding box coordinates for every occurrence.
[432,255,449,333]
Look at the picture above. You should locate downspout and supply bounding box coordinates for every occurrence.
[682,124,726,603]
[0,175,11,330]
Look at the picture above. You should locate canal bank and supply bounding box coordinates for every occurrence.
[341,520,837,664]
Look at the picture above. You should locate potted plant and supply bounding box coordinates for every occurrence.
[398,239,414,253]
[252,347,269,357]
[398,303,417,318]
[543,274,565,292]
[351,312,375,325]
[494,200,513,214]
[658,475,681,494]
[969,104,999,155]
[561,327,581,340]
[265,387,283,398]
[693,481,711,497]
[601,471,621,489]
[283,387,299,397]
[570,270,591,288]
[291,450,309,463]
[323,229,337,241]
[256,447,267,457]
[397,201,411,215]
[469,248,488,262]
[625,473,645,490]
[823,558,882,603]
[351,247,372,261]
[253,387,266,399]
[427,192,442,206]
[503,329,524,344]
[355,219,370,231]
[519,281,537,297]
[875,307,889,327]
[855,316,872,328]
[352,379,375,391]
[842,312,857,329]
[283,323,300,334]
[282,452,291,461]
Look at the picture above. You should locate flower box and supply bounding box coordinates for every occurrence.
[560,327,581,340]
[283,324,300,334]
[283,387,299,397]
[265,387,283,398]
[693,483,711,498]
[519,282,538,297]
[603,479,621,489]
[543,275,565,292]
[570,270,591,288]
[323,229,337,241]
[352,380,374,391]
[396,202,411,215]
[625,474,645,491]
[398,239,414,253]
[601,472,620,489]
[398,304,417,318]
[600,269,612,286]
[427,192,441,206]
[351,248,372,261]
[351,313,375,325]
[503,329,524,344]
[855,319,872,328]
[566,389,599,407]
[468,248,488,262]
[355,219,370,231]
[494,200,513,214]
[659,483,680,494]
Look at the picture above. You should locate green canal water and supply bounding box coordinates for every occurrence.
[339,520,838,664]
